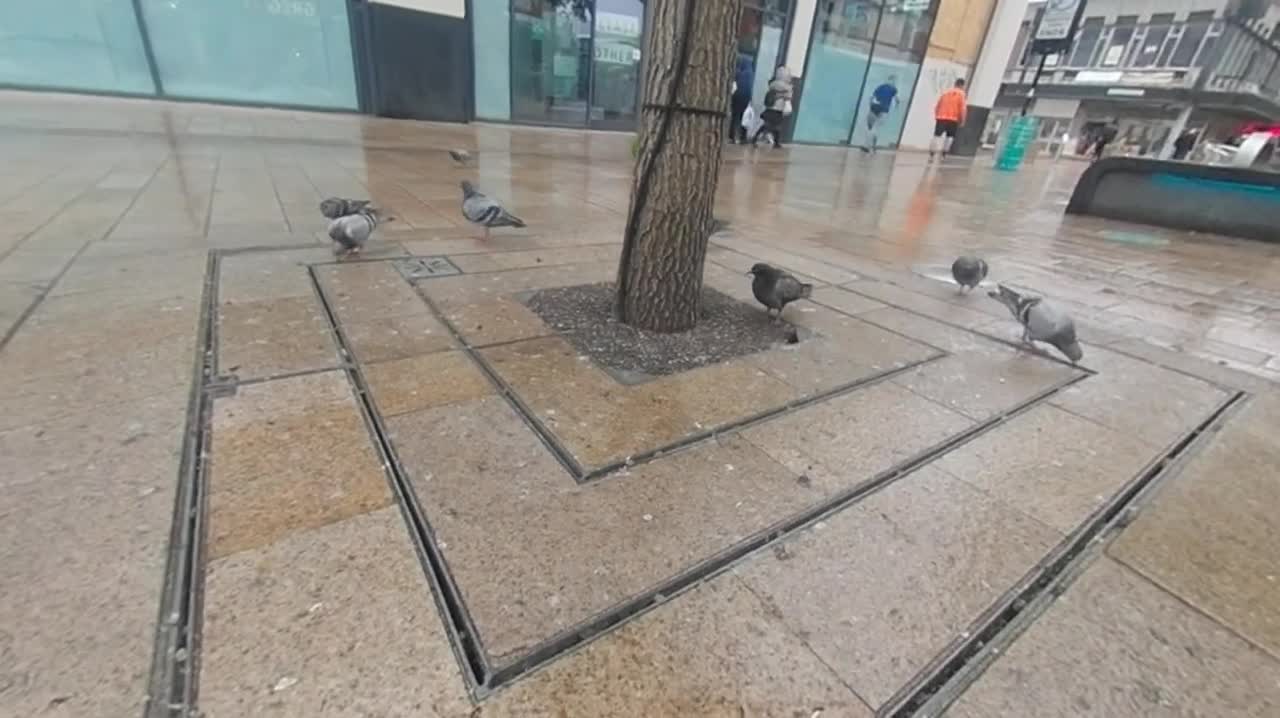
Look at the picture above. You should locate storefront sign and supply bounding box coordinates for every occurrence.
[1036,0,1086,42]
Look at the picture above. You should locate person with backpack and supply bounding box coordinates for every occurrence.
[752,66,793,149]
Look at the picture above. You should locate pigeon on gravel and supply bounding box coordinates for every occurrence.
[328,207,391,257]
[988,284,1083,364]
[448,149,471,165]
[319,197,371,220]
[951,255,989,294]
[747,263,813,322]
[461,181,525,240]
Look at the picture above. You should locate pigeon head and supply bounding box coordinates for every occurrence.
[747,262,778,278]
[987,284,1025,318]
[1060,340,1084,363]
[460,181,477,198]
[319,197,343,219]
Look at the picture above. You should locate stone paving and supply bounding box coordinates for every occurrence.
[1,91,1278,717]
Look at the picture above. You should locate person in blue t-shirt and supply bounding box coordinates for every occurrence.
[864,77,900,153]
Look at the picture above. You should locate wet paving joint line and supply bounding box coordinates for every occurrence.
[480,372,1091,695]
[882,390,1249,718]
[144,250,220,718]
[305,264,493,697]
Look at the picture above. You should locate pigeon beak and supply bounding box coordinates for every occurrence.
[744,270,754,276]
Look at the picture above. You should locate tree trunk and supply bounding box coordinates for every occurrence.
[613,0,741,332]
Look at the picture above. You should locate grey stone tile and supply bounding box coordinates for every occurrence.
[1108,393,1280,656]
[735,467,1062,708]
[948,558,1280,718]
[200,508,472,717]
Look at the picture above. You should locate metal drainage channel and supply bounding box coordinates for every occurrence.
[403,271,955,485]
[883,390,1248,718]
[306,263,1092,700]
[144,251,219,718]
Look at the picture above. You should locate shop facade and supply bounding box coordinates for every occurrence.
[4,1,1003,154]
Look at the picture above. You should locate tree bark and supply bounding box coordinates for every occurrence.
[614,0,741,332]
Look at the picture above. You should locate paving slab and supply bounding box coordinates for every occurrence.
[342,310,455,363]
[734,466,1062,708]
[1108,393,1280,657]
[481,577,870,717]
[217,295,338,379]
[200,507,472,717]
[363,350,494,417]
[741,381,973,491]
[934,404,1155,533]
[947,558,1280,718]
[1049,346,1231,450]
[314,261,431,324]
[208,371,391,558]
[0,392,185,718]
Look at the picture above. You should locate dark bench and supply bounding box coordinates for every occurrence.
[1066,158,1280,243]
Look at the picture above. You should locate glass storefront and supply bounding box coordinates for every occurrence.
[0,0,358,110]
[736,1,792,116]
[499,0,643,128]
[794,1,938,148]
[0,1,154,96]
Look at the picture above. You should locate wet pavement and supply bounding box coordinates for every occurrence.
[1,90,1278,717]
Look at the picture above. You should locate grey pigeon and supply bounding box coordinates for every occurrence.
[951,255,989,293]
[747,263,813,322]
[327,207,391,256]
[711,218,730,235]
[461,181,525,240]
[448,149,471,165]
[988,284,1083,364]
[319,197,371,219]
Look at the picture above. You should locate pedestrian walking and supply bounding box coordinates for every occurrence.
[1093,119,1119,161]
[752,66,793,149]
[863,76,899,153]
[929,78,967,159]
[1172,128,1198,160]
[729,55,754,144]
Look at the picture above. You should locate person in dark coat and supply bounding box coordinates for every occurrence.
[729,55,754,144]
[1093,119,1119,161]
[1172,129,1198,160]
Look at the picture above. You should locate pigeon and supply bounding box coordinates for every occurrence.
[951,255,989,294]
[319,197,371,220]
[327,207,391,256]
[461,181,525,240]
[448,149,471,165]
[747,263,812,322]
[711,218,731,235]
[988,284,1083,364]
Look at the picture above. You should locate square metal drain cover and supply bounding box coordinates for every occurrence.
[394,256,461,281]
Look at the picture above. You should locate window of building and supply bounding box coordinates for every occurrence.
[1101,16,1138,67]
[1068,18,1103,67]
[1133,13,1174,68]
[1170,11,1215,67]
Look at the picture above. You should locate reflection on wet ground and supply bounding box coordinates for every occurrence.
[1,91,1278,717]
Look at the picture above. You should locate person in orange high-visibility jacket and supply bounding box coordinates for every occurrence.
[930,78,968,159]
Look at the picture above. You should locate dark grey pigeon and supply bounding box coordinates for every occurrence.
[461,181,525,240]
[747,263,813,322]
[448,149,471,165]
[951,255,989,293]
[319,197,371,220]
[328,207,392,256]
[988,284,1083,364]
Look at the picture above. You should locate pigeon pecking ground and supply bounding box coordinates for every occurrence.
[524,283,804,384]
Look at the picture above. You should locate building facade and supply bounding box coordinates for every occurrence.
[988,0,1280,157]
[1,1,1009,151]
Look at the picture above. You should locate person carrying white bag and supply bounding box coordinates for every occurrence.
[751,66,793,149]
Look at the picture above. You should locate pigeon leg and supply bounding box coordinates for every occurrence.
[483,226,491,242]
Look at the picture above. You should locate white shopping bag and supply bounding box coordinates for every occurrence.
[741,104,755,131]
